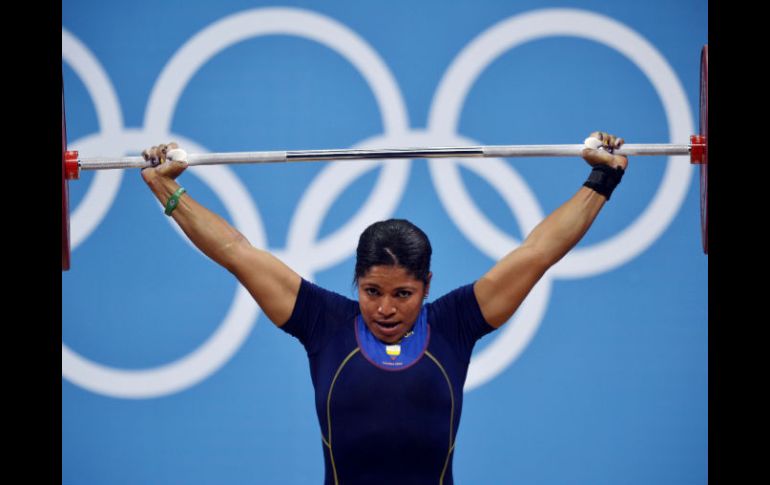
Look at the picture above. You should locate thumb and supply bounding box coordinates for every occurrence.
[157,159,188,179]
[581,148,627,170]
[582,146,615,165]
[158,148,189,179]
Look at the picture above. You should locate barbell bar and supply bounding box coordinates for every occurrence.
[61,45,707,270]
[65,142,696,176]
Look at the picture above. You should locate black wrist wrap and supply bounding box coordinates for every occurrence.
[583,165,625,200]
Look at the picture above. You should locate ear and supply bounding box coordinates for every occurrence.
[424,272,433,298]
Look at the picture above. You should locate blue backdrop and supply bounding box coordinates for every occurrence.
[62,1,708,483]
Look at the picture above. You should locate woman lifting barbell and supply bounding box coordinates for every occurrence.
[138,131,627,485]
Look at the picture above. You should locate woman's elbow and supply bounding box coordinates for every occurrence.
[216,234,252,273]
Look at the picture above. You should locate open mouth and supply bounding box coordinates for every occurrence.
[374,320,404,338]
[376,320,400,329]
[370,320,406,343]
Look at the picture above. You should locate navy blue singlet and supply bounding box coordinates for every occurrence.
[281,279,495,485]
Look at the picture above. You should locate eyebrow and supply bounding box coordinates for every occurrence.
[362,282,418,291]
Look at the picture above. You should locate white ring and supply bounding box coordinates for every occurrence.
[62,30,125,248]
[429,8,694,277]
[62,129,268,398]
[144,7,409,136]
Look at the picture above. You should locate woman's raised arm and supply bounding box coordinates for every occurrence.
[473,132,628,328]
[141,143,301,327]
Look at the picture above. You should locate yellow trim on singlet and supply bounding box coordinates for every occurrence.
[425,350,456,485]
[326,347,360,485]
[325,347,456,485]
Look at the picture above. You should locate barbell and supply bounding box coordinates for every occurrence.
[61,45,708,270]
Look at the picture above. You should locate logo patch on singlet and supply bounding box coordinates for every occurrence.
[355,307,429,370]
[385,345,401,359]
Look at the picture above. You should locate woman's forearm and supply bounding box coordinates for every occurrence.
[520,186,606,265]
[475,186,607,327]
[146,174,247,271]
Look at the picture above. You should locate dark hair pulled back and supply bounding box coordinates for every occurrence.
[354,219,432,286]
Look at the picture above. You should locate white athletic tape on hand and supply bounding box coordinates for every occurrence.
[583,137,603,150]
[166,148,188,162]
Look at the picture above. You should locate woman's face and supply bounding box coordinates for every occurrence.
[357,265,431,344]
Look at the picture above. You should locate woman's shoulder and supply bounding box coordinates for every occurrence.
[426,281,494,346]
[427,282,479,311]
[294,278,360,320]
[280,278,359,352]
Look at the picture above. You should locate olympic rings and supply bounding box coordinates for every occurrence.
[62,7,696,398]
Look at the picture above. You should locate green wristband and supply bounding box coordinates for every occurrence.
[164,187,187,216]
